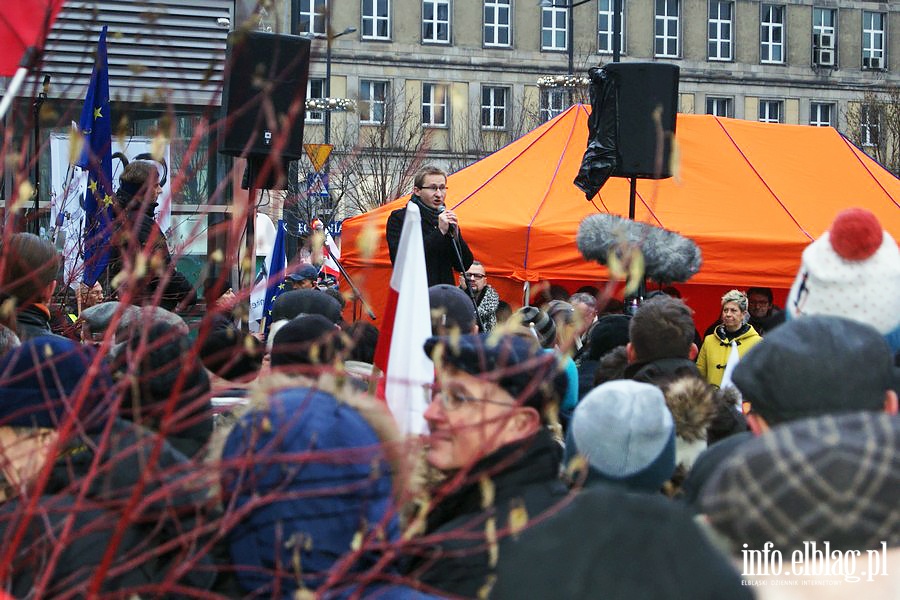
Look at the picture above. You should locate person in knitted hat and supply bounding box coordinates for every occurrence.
[566,379,676,493]
[403,333,569,598]
[787,207,900,353]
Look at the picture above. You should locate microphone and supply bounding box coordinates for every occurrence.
[576,214,702,283]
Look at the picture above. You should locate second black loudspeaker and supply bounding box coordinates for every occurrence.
[220,32,311,161]
[604,62,679,179]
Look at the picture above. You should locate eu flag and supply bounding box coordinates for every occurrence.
[262,219,287,338]
[75,26,113,286]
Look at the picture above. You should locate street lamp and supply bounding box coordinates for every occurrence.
[324,25,356,145]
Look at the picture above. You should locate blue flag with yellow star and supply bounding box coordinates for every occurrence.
[75,26,113,286]
[262,219,287,338]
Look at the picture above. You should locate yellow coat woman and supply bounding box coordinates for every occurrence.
[696,290,764,387]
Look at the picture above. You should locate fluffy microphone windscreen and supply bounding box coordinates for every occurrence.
[576,214,702,283]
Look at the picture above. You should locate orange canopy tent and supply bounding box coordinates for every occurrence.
[340,104,899,328]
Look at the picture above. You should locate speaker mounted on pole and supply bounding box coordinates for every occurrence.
[219,31,311,163]
[575,62,680,199]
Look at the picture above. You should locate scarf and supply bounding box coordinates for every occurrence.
[411,194,442,228]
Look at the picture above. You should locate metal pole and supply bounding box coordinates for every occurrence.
[613,0,622,62]
[32,75,49,235]
[567,2,574,105]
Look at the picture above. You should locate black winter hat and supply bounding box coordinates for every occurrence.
[271,314,344,367]
[429,284,476,333]
[270,289,343,324]
[587,314,631,360]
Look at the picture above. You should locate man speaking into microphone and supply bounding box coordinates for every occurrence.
[386,165,474,287]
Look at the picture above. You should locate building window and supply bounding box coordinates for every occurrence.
[422,83,448,127]
[707,1,733,61]
[598,0,625,54]
[758,99,783,123]
[809,102,834,127]
[360,80,388,124]
[484,0,511,47]
[760,4,784,64]
[860,105,880,147]
[706,96,733,118]
[363,0,391,40]
[812,7,836,66]
[540,88,568,122]
[298,0,327,35]
[862,12,885,69]
[542,5,568,51]
[654,0,680,58]
[306,78,325,123]
[481,86,508,130]
[423,0,451,44]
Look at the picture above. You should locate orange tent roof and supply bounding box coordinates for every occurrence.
[340,104,899,325]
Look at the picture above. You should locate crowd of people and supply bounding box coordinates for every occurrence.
[0,164,897,598]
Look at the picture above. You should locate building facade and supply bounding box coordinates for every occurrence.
[2,1,897,275]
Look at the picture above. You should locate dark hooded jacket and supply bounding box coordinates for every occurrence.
[386,195,474,287]
[403,428,568,598]
[0,419,227,597]
[107,186,193,311]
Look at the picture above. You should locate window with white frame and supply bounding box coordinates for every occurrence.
[707,1,733,61]
[812,8,836,66]
[654,0,680,58]
[862,12,885,69]
[540,88,568,123]
[809,102,834,127]
[363,0,391,40]
[598,0,625,54]
[484,0,511,47]
[360,80,388,124]
[423,0,451,44]
[760,4,784,64]
[542,5,568,51]
[860,105,880,147]
[706,96,733,118]
[306,78,325,122]
[758,99,783,123]
[481,86,508,130]
[422,83,448,127]
[298,0,327,35]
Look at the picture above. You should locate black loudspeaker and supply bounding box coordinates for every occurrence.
[605,62,679,179]
[219,32,311,161]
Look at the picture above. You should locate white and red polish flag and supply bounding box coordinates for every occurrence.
[372,201,434,435]
[321,229,341,279]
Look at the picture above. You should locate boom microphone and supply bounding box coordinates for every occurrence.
[576,214,702,283]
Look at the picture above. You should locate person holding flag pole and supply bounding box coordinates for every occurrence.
[75,26,113,290]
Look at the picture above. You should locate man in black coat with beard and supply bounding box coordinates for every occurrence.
[385,165,473,287]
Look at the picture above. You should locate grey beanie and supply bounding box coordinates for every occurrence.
[568,379,676,492]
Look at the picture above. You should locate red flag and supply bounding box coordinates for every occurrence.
[0,1,66,76]
[372,202,434,435]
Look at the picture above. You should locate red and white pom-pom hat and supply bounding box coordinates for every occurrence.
[786,208,900,335]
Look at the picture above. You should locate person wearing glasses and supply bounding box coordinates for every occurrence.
[385,165,473,287]
[402,333,569,598]
[459,261,500,332]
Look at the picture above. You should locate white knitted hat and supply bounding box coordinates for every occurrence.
[786,208,900,336]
